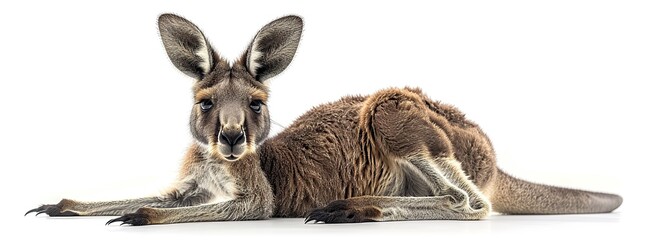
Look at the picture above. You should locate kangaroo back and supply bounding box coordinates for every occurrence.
[491,168,622,214]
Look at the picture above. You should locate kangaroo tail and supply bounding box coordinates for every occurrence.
[491,168,622,214]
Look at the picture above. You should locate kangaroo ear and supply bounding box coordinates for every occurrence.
[158,14,218,79]
[245,15,303,82]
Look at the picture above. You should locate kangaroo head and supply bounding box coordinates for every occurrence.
[158,14,303,162]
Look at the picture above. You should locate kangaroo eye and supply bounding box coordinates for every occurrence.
[250,100,262,113]
[200,100,213,112]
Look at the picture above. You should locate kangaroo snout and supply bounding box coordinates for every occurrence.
[218,125,246,161]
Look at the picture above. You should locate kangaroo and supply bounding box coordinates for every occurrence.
[26,14,622,225]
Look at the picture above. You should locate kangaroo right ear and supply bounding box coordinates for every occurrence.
[158,14,217,79]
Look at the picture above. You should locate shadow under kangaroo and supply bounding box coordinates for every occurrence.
[26,14,622,225]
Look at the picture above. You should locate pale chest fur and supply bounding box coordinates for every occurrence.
[178,159,239,204]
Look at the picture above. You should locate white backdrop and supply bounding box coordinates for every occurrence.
[0,0,643,238]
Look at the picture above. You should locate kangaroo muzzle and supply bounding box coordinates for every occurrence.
[217,124,246,161]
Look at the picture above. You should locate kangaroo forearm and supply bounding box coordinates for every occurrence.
[60,197,162,216]
[146,198,272,224]
[63,192,212,216]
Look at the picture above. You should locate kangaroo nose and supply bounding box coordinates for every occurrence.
[219,129,245,146]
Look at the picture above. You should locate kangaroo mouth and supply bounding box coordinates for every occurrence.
[218,141,245,158]
[225,154,239,161]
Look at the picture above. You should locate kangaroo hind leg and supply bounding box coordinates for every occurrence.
[306,88,490,223]
[305,157,490,223]
[367,88,491,214]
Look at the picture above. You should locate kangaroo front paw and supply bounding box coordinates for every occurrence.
[106,208,156,226]
[106,213,150,226]
[305,200,381,224]
[25,199,79,217]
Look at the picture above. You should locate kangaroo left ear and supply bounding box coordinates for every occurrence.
[244,15,303,82]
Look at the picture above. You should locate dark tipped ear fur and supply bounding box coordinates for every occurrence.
[158,13,218,79]
[245,15,303,82]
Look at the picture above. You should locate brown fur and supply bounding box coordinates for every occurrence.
[260,87,498,217]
